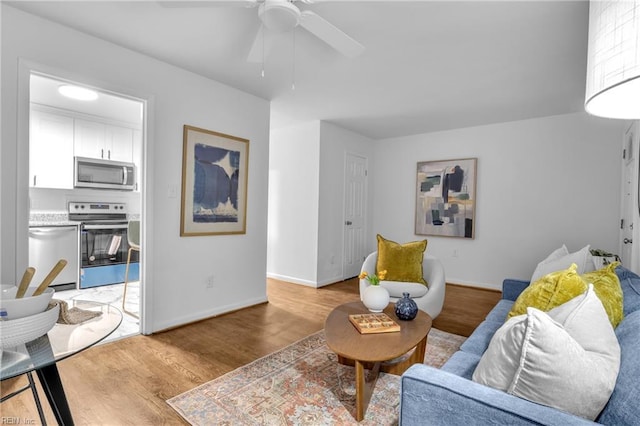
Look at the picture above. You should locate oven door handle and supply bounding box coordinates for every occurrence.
[83,224,128,230]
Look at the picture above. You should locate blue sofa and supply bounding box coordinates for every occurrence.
[400,266,640,425]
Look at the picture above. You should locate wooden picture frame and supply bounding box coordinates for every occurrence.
[180,125,249,236]
[415,158,477,239]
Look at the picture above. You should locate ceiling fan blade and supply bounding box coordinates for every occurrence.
[158,0,259,8]
[298,0,360,4]
[299,10,364,58]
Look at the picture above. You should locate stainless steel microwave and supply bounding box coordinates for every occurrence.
[74,156,135,191]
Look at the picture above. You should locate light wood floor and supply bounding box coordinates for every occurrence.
[1,278,500,425]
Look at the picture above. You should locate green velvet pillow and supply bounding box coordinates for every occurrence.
[507,263,587,320]
[582,261,624,328]
[376,234,427,285]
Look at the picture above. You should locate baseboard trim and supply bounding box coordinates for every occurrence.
[267,272,502,292]
[267,273,318,287]
[317,275,345,287]
[446,279,501,292]
[447,282,502,293]
[266,273,345,288]
[153,295,268,333]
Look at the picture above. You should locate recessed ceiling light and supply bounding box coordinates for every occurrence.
[58,84,98,101]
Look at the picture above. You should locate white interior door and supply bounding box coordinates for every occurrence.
[620,123,637,270]
[343,153,368,278]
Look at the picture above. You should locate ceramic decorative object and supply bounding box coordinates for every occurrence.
[362,285,390,313]
[395,292,418,320]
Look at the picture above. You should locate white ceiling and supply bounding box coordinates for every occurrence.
[31,74,144,125]
[9,1,591,139]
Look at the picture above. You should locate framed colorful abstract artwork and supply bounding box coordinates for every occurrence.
[415,158,477,239]
[180,125,249,236]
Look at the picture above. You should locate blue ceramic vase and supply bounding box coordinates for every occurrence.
[395,292,418,320]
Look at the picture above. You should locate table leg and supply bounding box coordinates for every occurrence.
[354,360,380,422]
[414,334,428,363]
[35,364,75,426]
[27,372,47,426]
[380,334,430,376]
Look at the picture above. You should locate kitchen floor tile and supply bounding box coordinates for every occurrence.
[54,282,140,343]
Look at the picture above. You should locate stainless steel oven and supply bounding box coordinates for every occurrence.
[69,202,139,289]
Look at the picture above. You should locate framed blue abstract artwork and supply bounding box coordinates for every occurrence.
[415,158,477,239]
[181,125,249,236]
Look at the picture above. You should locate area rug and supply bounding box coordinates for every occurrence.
[167,328,466,425]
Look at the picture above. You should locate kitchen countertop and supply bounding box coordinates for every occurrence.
[29,211,79,227]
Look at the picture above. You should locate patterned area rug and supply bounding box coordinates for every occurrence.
[167,328,466,425]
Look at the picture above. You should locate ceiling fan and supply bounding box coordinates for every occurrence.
[160,0,365,61]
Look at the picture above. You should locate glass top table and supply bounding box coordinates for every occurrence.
[1,300,122,425]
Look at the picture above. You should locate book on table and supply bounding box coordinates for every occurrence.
[348,313,401,334]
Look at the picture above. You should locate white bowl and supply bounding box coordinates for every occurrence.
[0,303,60,348]
[0,285,55,320]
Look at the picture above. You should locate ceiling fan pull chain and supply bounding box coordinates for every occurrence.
[291,27,296,90]
[261,27,265,77]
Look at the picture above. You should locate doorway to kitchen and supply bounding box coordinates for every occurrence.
[28,72,145,342]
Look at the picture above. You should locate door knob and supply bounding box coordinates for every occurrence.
[623,238,633,244]
[345,221,352,226]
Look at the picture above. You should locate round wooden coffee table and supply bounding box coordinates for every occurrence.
[324,301,432,421]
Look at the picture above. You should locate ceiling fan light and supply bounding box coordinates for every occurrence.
[585,0,640,119]
[258,1,301,33]
[586,77,640,119]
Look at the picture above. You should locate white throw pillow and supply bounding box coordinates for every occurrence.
[530,244,593,282]
[544,244,569,262]
[472,285,620,420]
[529,244,568,280]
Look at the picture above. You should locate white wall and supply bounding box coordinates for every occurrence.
[318,122,374,285]
[1,5,271,332]
[372,112,626,289]
[267,120,374,286]
[267,121,320,286]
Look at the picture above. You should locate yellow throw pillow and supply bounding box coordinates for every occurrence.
[507,264,587,320]
[376,234,427,285]
[582,261,624,328]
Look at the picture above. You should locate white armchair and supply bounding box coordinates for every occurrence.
[359,251,446,319]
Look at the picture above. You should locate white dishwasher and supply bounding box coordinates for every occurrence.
[28,225,79,290]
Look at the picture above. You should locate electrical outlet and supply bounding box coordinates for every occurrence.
[206,275,215,288]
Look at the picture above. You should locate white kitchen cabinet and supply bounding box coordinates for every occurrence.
[29,105,139,189]
[74,119,133,163]
[74,119,105,160]
[29,108,74,189]
[105,125,134,162]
